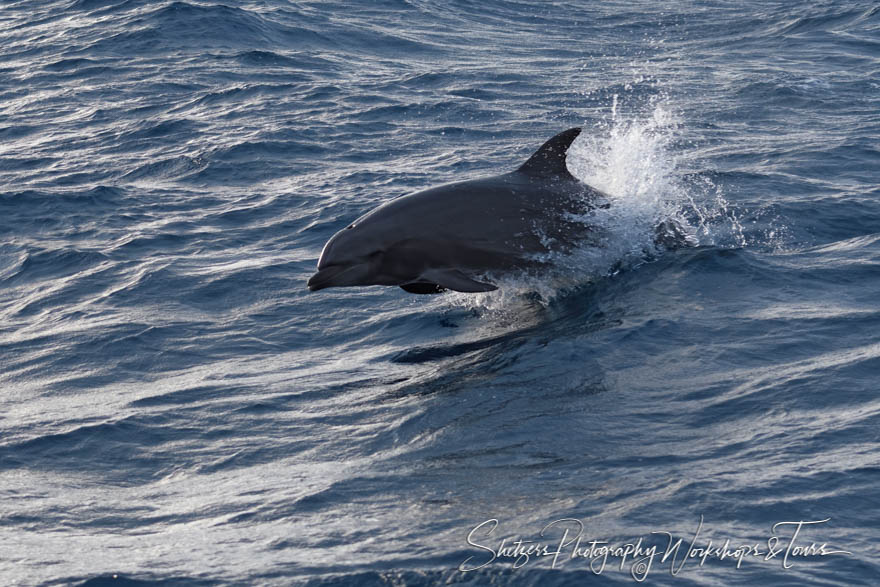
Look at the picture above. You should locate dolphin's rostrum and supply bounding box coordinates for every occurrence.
[308,128,606,294]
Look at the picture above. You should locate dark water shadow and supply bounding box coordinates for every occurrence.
[385,277,625,367]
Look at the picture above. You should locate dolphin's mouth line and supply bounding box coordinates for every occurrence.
[307,263,366,291]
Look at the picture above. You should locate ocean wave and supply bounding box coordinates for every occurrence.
[2,0,880,584]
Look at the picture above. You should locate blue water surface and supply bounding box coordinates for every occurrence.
[1,1,879,585]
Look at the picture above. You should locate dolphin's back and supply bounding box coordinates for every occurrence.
[354,171,597,262]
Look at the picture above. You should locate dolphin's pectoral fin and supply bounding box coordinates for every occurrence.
[517,127,582,179]
[400,282,446,294]
[420,269,498,293]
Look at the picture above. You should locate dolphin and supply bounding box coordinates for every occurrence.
[307,127,608,294]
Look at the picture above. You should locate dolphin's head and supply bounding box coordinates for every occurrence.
[307,220,404,291]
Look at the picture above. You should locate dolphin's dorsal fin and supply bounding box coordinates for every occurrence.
[517,127,582,178]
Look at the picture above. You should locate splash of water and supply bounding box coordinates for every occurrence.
[568,99,685,264]
[443,95,746,314]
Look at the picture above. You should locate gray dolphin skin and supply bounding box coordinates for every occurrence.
[308,128,606,294]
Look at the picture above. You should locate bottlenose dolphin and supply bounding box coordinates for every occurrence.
[308,127,606,294]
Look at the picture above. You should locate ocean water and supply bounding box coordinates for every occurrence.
[2,0,879,585]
